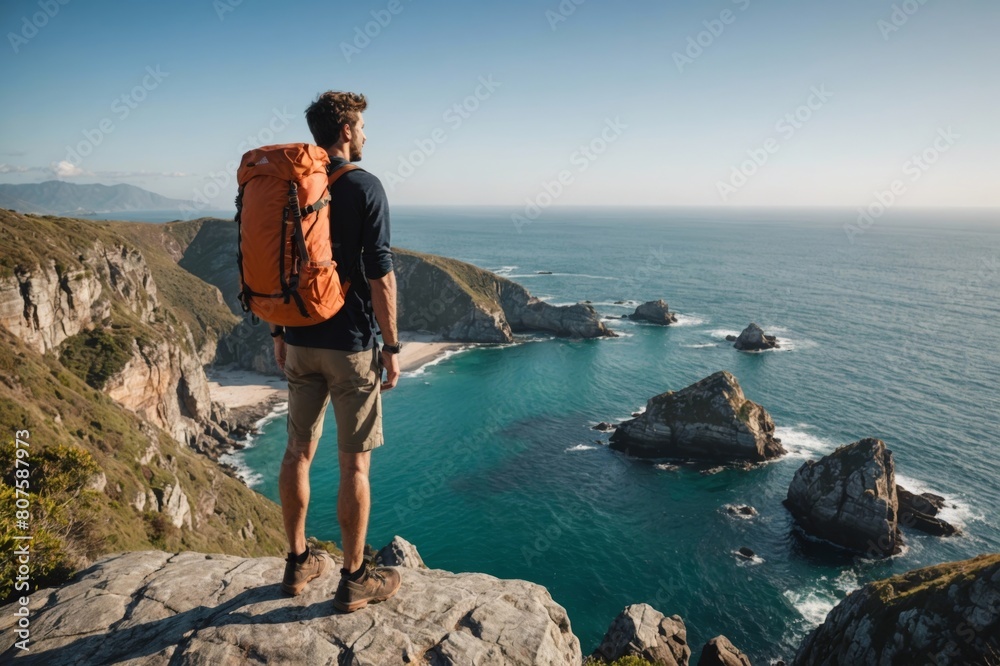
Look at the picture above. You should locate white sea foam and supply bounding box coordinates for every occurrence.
[784,571,859,627]
[709,328,741,340]
[783,586,838,627]
[680,342,718,349]
[401,346,474,378]
[254,401,288,429]
[894,473,981,528]
[490,265,518,276]
[565,444,599,452]
[775,424,836,459]
[589,300,639,308]
[735,552,765,566]
[672,313,706,326]
[654,463,679,471]
[219,452,264,488]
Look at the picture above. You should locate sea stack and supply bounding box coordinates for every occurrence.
[784,438,902,557]
[629,299,678,325]
[609,371,785,462]
[731,322,779,351]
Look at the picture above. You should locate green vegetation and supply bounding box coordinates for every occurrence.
[395,247,505,311]
[0,210,349,605]
[58,327,135,389]
[737,400,753,424]
[0,442,101,600]
[583,657,657,666]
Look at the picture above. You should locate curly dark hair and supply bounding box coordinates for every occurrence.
[305,91,368,148]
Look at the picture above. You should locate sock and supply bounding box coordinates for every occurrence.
[295,550,309,565]
[341,562,366,581]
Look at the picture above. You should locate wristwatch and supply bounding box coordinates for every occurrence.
[382,341,403,354]
[270,326,284,338]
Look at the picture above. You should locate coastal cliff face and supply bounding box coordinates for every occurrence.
[793,554,1000,665]
[0,211,285,603]
[395,248,615,342]
[0,211,235,445]
[0,240,155,354]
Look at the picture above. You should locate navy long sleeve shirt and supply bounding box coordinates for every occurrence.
[283,156,392,352]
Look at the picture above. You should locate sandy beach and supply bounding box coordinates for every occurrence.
[207,334,469,414]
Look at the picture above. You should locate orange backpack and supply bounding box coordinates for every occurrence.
[235,143,358,326]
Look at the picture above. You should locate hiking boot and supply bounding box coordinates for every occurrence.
[281,548,330,596]
[333,559,401,612]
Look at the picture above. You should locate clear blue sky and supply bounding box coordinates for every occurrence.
[1,0,997,208]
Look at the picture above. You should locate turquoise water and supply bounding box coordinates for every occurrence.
[235,207,1000,663]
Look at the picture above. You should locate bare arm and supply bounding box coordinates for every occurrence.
[369,271,399,390]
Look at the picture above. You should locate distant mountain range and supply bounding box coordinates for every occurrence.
[0,180,193,215]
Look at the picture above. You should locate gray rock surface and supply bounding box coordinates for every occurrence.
[897,485,959,536]
[0,227,224,446]
[0,549,581,665]
[698,635,752,666]
[592,603,691,665]
[629,299,678,325]
[376,535,427,569]
[732,323,778,351]
[609,371,785,462]
[793,554,1000,666]
[784,438,902,556]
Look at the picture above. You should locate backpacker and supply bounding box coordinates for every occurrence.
[234,143,358,326]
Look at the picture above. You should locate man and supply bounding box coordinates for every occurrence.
[270,91,402,612]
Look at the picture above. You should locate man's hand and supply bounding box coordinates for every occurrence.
[273,336,287,373]
[380,349,399,390]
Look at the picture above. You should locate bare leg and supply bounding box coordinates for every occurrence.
[279,438,319,555]
[338,449,372,572]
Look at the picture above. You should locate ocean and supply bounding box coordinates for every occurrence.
[230,206,999,663]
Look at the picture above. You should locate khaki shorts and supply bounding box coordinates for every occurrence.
[284,344,383,453]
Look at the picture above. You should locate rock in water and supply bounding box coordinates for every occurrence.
[793,554,1000,666]
[733,322,779,351]
[0,549,582,665]
[592,604,691,666]
[698,635,752,666]
[784,438,902,557]
[610,371,785,462]
[724,504,758,518]
[897,485,959,536]
[592,422,615,432]
[629,299,679,325]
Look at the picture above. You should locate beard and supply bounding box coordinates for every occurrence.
[349,133,363,161]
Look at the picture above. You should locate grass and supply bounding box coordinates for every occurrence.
[0,216,296,605]
[58,327,135,390]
